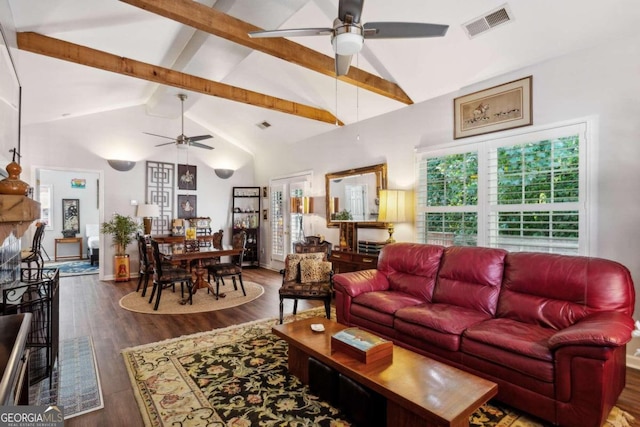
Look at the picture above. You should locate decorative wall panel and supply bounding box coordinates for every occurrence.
[146,161,174,235]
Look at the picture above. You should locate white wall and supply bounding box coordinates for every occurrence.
[20,105,255,280]
[253,35,640,361]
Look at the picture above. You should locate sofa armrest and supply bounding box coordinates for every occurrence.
[333,269,389,298]
[548,311,635,349]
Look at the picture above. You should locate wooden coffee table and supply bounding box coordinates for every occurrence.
[272,317,497,427]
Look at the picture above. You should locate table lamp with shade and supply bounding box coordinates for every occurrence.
[136,204,160,235]
[377,190,410,243]
[291,196,314,241]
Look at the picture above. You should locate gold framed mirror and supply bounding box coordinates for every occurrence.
[325,163,387,228]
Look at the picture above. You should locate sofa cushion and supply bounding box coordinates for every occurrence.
[498,252,635,329]
[462,318,555,382]
[352,291,424,315]
[395,303,492,351]
[433,246,507,316]
[396,303,491,336]
[377,243,444,302]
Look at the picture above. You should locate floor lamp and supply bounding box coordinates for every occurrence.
[377,190,408,243]
[136,204,160,235]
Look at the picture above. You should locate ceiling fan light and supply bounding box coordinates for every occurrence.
[332,32,363,55]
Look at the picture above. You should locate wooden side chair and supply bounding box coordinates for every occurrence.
[278,252,333,324]
[207,231,246,300]
[21,222,46,280]
[136,234,156,297]
[149,240,194,310]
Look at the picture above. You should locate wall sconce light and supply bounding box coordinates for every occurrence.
[214,168,234,179]
[107,159,136,172]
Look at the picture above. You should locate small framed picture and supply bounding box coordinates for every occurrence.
[62,198,80,235]
[454,76,532,139]
[177,164,197,190]
[177,195,197,218]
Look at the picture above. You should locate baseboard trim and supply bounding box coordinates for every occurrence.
[627,353,640,370]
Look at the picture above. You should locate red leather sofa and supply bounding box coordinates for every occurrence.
[333,243,636,427]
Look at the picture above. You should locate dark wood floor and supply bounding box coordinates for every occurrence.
[57,269,639,426]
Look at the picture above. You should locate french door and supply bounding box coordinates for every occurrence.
[269,174,311,262]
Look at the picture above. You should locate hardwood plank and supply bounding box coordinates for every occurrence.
[55,270,640,426]
[120,0,414,105]
[16,32,343,126]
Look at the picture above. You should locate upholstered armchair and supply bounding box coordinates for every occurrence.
[278,252,333,324]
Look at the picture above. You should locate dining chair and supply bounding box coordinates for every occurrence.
[21,222,46,280]
[149,240,194,310]
[278,252,333,324]
[136,234,157,297]
[206,231,246,300]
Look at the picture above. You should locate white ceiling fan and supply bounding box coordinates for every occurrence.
[144,94,214,150]
[248,0,449,76]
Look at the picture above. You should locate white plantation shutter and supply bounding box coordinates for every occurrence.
[417,122,588,254]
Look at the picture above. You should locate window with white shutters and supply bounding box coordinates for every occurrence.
[417,122,588,255]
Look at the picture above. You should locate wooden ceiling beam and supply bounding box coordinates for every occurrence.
[17,32,343,126]
[119,0,414,105]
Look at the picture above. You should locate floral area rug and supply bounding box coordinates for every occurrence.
[122,307,635,427]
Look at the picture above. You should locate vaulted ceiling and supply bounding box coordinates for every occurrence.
[7,0,640,155]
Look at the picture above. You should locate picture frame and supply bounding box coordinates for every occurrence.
[177,194,197,219]
[62,198,80,235]
[454,76,532,139]
[177,164,197,190]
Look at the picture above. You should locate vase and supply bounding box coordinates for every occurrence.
[114,254,130,282]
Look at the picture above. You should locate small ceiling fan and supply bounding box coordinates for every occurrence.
[144,94,214,150]
[248,0,449,76]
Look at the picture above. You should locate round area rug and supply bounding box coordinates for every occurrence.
[118,281,264,314]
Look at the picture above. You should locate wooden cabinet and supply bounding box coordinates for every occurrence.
[329,250,378,274]
[232,187,260,267]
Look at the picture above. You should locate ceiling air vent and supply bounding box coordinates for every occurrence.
[463,4,513,39]
[256,120,271,130]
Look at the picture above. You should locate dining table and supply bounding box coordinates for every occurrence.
[156,242,242,301]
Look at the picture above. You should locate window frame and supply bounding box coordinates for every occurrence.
[416,119,594,255]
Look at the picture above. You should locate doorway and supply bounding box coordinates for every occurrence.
[269,172,312,264]
[32,166,105,279]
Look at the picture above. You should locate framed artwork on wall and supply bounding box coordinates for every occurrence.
[454,76,532,139]
[177,194,197,219]
[62,198,80,236]
[177,164,197,190]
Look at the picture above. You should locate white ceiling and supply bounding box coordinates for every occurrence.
[7,0,640,155]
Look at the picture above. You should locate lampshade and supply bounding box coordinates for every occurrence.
[214,169,234,179]
[378,190,410,243]
[136,204,160,218]
[378,190,408,223]
[107,159,136,172]
[290,197,314,214]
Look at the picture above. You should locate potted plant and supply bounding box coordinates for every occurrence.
[101,213,140,282]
